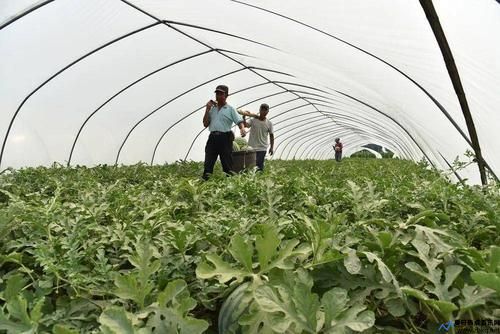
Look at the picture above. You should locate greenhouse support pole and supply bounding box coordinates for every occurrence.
[419,0,488,185]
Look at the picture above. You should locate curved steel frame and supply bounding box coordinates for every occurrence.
[275,122,414,162]
[306,129,410,161]
[0,0,55,30]
[314,131,414,160]
[281,115,414,160]
[313,135,383,161]
[115,67,244,164]
[273,101,409,141]
[252,95,411,159]
[229,0,477,148]
[1,0,495,181]
[311,132,411,162]
[0,21,163,167]
[303,131,354,160]
[273,109,419,160]
[150,81,272,164]
[0,1,282,167]
[68,49,215,165]
[183,89,430,165]
[141,85,294,164]
[150,93,306,164]
[114,67,294,164]
[269,96,430,163]
[183,102,318,161]
[231,0,496,181]
[275,124,362,160]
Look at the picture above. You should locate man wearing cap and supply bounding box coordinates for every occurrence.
[242,103,274,171]
[202,85,246,180]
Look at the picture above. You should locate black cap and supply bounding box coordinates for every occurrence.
[260,103,269,111]
[214,85,229,96]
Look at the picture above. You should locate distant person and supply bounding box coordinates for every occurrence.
[202,85,246,180]
[334,138,343,162]
[240,103,274,171]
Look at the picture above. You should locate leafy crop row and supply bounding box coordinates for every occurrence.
[0,159,498,333]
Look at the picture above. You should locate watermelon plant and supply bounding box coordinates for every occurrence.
[0,159,498,333]
[233,137,252,152]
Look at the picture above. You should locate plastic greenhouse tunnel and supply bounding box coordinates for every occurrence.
[0,1,499,333]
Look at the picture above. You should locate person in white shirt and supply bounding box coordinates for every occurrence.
[240,103,274,171]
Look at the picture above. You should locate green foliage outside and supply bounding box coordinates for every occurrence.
[0,159,499,333]
[350,150,394,159]
[380,151,394,159]
[350,150,376,159]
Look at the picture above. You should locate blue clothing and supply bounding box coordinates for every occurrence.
[256,150,266,171]
[335,151,342,162]
[208,104,243,132]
